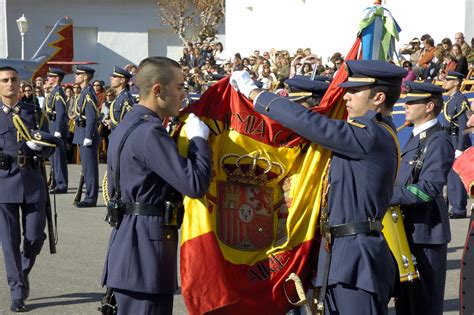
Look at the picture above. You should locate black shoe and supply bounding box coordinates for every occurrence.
[10,299,27,312]
[75,201,96,208]
[24,274,29,299]
[49,187,67,194]
[449,212,467,219]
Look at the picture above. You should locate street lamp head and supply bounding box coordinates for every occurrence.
[16,14,29,35]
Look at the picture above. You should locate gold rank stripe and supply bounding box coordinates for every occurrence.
[288,92,313,97]
[406,93,432,97]
[12,114,32,141]
[113,71,125,77]
[347,77,377,83]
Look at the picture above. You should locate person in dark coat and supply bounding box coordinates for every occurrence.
[0,66,56,312]
[101,57,212,314]
[230,60,407,314]
[72,66,99,207]
[442,71,471,218]
[390,81,454,315]
[45,68,69,193]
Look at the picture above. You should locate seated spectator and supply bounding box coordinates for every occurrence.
[443,54,457,72]
[401,61,415,92]
[258,64,276,90]
[300,62,313,76]
[455,32,472,57]
[413,36,436,78]
[452,43,469,76]
[441,38,453,56]
[424,45,445,80]
[399,38,422,65]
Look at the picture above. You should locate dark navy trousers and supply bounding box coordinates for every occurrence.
[114,289,173,315]
[0,202,46,300]
[79,141,98,204]
[51,138,68,191]
[447,168,467,215]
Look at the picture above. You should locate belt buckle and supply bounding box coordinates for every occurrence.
[17,155,27,168]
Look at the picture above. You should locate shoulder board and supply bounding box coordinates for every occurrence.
[348,120,366,128]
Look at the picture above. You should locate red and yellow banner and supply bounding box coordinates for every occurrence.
[177,39,361,314]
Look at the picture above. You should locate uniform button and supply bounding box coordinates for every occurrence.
[166,234,171,239]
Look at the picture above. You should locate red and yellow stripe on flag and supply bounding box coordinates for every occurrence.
[177,39,361,314]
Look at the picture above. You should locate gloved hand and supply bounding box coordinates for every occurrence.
[83,138,92,147]
[26,141,43,151]
[185,113,210,141]
[455,150,462,159]
[54,131,61,138]
[229,71,258,98]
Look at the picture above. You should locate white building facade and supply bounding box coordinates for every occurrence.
[0,0,195,81]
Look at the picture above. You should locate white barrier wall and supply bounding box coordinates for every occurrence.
[225,0,470,62]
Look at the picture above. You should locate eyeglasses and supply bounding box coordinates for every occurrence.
[24,89,32,92]
[93,84,102,87]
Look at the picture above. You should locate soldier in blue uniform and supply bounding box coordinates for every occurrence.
[442,71,471,218]
[390,81,454,315]
[231,60,407,314]
[45,68,68,193]
[0,66,57,312]
[109,66,135,129]
[72,65,99,207]
[101,57,212,314]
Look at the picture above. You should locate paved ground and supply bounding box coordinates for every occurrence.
[0,164,471,314]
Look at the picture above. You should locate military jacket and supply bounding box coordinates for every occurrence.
[110,89,135,128]
[102,105,212,294]
[72,84,99,144]
[390,123,454,244]
[444,91,471,151]
[45,85,68,137]
[0,101,53,203]
[254,92,397,302]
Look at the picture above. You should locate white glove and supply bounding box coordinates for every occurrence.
[455,150,463,159]
[83,138,92,147]
[229,71,259,98]
[26,141,43,151]
[54,131,61,138]
[185,113,210,141]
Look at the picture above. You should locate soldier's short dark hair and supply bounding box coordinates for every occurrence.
[430,95,444,116]
[0,66,18,74]
[368,85,402,110]
[136,57,181,98]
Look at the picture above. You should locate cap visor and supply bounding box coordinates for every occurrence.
[401,95,430,103]
[338,81,374,88]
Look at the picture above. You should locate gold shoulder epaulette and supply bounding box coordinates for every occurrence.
[348,120,366,128]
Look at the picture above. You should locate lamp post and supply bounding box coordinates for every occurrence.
[16,14,29,60]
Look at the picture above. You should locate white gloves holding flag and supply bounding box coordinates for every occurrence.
[83,138,92,147]
[54,131,61,138]
[230,71,259,98]
[185,113,210,141]
[455,150,462,159]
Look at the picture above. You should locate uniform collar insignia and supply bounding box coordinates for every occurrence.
[419,131,426,140]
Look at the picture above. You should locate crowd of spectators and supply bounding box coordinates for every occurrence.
[177,32,474,96]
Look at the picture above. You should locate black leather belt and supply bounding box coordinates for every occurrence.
[0,153,42,169]
[123,203,167,216]
[330,220,383,238]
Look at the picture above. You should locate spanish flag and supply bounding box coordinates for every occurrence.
[176,39,360,314]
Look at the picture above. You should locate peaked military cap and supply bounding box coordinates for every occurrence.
[74,65,95,75]
[47,67,65,77]
[445,71,465,80]
[29,130,61,147]
[403,81,445,103]
[110,66,132,79]
[339,60,407,88]
[286,76,330,101]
